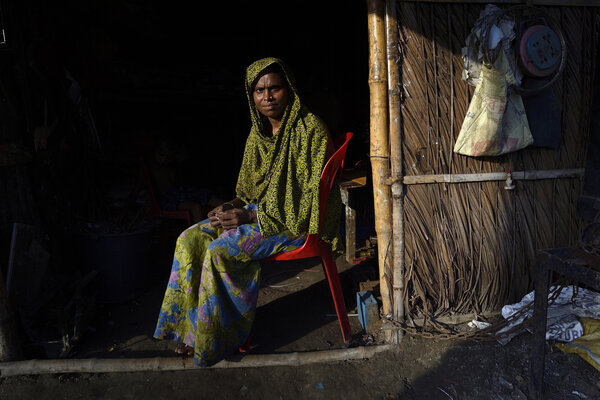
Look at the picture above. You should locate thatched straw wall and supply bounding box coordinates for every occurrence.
[397,3,600,318]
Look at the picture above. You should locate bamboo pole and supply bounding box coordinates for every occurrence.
[386,0,405,345]
[0,345,396,378]
[367,0,394,331]
[401,168,585,185]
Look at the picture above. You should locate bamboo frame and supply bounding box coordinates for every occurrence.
[386,0,405,345]
[367,0,394,325]
[403,168,585,185]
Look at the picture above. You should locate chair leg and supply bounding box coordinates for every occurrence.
[320,244,352,344]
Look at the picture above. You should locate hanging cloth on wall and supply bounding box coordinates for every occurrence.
[456,4,533,157]
[454,52,533,157]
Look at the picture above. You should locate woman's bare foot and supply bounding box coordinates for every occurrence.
[174,343,194,357]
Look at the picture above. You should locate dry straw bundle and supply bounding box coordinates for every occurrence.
[396,2,599,320]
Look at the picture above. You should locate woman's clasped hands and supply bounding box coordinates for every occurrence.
[208,202,257,230]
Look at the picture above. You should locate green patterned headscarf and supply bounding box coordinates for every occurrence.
[236,57,342,254]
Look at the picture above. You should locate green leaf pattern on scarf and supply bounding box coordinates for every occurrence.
[236,57,343,255]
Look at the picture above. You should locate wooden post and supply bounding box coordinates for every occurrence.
[0,269,22,362]
[530,252,551,400]
[386,0,405,344]
[367,0,394,332]
[340,185,357,264]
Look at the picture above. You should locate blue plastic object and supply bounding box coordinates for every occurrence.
[526,26,561,71]
[357,290,379,333]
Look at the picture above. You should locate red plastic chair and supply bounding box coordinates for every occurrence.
[263,131,354,345]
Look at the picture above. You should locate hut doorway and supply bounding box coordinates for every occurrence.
[4,0,377,361]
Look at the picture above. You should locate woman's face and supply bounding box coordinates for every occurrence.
[252,72,289,121]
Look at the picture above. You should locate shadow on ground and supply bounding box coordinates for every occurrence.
[44,252,372,361]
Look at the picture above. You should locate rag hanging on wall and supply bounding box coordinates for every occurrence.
[455,4,533,157]
[487,6,567,149]
[455,5,567,157]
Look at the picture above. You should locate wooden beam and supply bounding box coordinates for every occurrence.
[0,345,396,377]
[402,168,585,185]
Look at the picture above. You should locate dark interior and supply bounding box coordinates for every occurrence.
[0,0,376,354]
[0,0,373,258]
[16,0,370,196]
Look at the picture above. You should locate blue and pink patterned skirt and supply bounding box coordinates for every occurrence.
[153,204,305,366]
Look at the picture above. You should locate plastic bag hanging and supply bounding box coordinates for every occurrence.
[454,52,533,157]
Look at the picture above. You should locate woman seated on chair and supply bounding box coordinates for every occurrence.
[153,57,343,366]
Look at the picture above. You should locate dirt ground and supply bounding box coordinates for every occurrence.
[1,255,599,399]
[0,334,598,399]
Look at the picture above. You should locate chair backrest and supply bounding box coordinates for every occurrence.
[318,132,353,233]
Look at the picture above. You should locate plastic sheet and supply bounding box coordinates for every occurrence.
[497,286,600,346]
